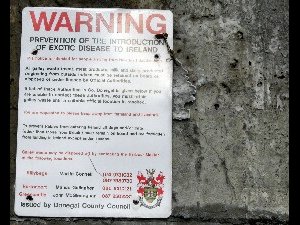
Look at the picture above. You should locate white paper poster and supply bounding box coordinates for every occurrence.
[14,7,173,218]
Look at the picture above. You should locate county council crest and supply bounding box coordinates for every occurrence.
[137,169,165,209]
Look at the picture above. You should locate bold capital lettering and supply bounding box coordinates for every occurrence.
[96,13,114,33]
[75,12,93,32]
[54,12,73,32]
[117,13,123,33]
[146,14,166,34]
[30,11,57,31]
[125,14,143,33]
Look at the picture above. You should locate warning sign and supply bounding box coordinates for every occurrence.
[14,7,173,218]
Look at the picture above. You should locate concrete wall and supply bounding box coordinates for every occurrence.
[10,0,289,224]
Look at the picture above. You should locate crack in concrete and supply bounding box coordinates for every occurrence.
[220,158,237,200]
[198,128,237,203]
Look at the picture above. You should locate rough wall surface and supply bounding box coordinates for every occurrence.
[10,0,289,224]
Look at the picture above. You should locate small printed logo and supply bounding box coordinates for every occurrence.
[136,169,165,209]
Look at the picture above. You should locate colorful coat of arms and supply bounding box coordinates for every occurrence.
[136,169,165,209]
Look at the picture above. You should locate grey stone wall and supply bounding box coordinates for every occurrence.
[10,0,289,224]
